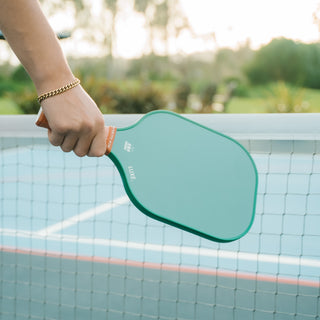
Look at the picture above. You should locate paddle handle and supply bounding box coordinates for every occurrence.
[35,108,117,155]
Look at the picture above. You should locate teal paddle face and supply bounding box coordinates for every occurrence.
[108,111,258,242]
[36,109,257,242]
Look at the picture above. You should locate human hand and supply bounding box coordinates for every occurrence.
[40,84,107,157]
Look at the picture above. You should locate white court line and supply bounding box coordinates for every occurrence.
[36,195,130,236]
[1,228,320,269]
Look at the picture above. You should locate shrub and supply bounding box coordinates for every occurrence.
[0,65,29,96]
[112,84,166,113]
[9,87,39,114]
[0,79,20,96]
[83,77,120,113]
[11,65,32,83]
[83,77,166,114]
[174,82,191,113]
[266,82,309,113]
[199,83,217,113]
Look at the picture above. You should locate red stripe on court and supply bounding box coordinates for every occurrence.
[1,245,319,288]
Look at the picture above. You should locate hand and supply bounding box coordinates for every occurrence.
[40,85,107,157]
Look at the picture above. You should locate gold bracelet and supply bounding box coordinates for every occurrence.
[37,78,81,103]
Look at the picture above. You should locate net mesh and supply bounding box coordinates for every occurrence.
[1,116,320,320]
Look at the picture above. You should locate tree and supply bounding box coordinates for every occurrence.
[152,0,170,54]
[301,43,320,89]
[40,0,118,57]
[245,38,305,85]
[104,0,118,57]
[133,0,156,54]
[133,0,191,56]
[313,4,320,34]
[245,38,320,89]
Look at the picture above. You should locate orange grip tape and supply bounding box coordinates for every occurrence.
[105,126,117,155]
[35,110,50,129]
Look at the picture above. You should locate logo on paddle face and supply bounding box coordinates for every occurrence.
[128,166,136,180]
[124,141,133,152]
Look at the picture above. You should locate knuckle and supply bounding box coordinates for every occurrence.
[97,150,106,157]
[60,145,72,153]
[53,123,69,135]
[96,117,105,129]
[88,149,105,157]
[81,118,94,131]
[74,149,87,157]
[48,133,62,146]
[54,121,84,135]
[73,144,89,157]
[48,137,60,146]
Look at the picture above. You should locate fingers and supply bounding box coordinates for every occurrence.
[47,129,64,147]
[47,120,106,157]
[74,118,106,157]
[61,133,79,153]
[48,129,79,153]
[86,127,108,157]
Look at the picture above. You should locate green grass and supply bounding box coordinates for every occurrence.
[227,97,268,113]
[228,86,320,113]
[0,97,21,114]
[303,88,320,112]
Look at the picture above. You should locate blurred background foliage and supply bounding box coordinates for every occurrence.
[1,0,320,114]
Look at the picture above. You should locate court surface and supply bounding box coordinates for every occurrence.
[1,139,320,319]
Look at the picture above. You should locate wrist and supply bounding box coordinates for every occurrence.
[37,78,81,104]
[33,66,76,96]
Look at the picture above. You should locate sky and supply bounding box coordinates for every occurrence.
[180,0,320,49]
[1,0,320,62]
[91,0,320,58]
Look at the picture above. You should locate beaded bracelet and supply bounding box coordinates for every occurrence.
[37,78,81,103]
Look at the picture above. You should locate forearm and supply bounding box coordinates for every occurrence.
[0,0,74,94]
[0,0,107,157]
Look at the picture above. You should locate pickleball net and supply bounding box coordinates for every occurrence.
[1,114,319,320]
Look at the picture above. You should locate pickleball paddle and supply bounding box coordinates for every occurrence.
[36,109,257,242]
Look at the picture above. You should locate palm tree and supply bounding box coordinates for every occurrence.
[134,0,192,56]
[104,0,118,57]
